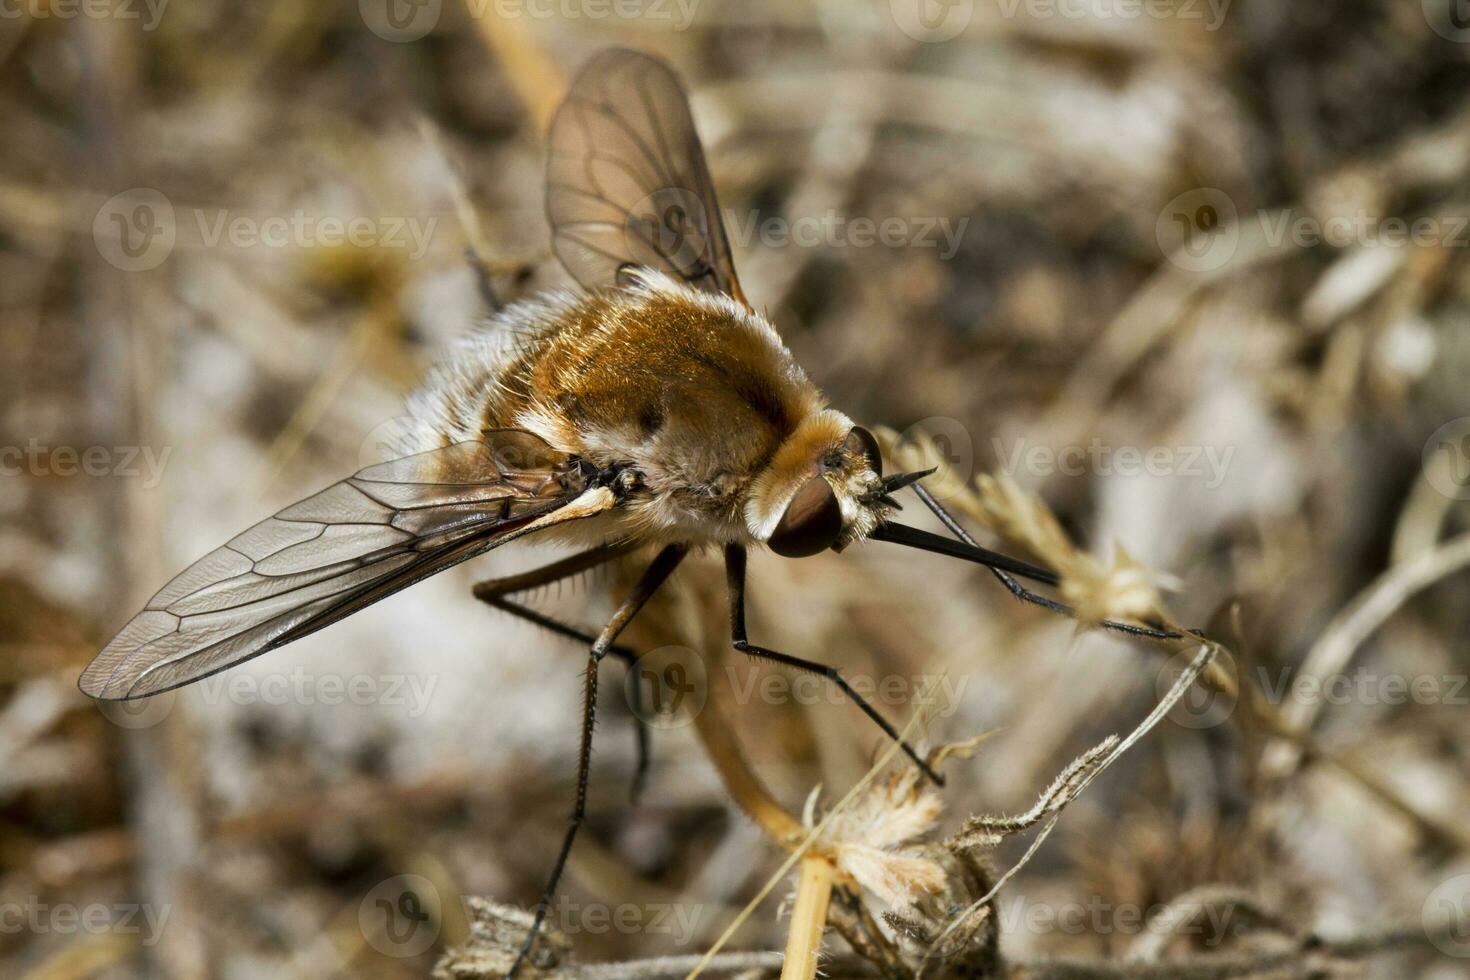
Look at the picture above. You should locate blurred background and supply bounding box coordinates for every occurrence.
[4,0,1470,977]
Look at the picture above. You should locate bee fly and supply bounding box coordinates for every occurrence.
[81,48,1180,973]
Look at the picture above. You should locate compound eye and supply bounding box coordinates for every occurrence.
[768,477,843,558]
[845,426,882,478]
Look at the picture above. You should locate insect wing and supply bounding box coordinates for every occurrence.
[546,48,749,307]
[80,433,596,700]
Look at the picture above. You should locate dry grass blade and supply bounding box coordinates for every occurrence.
[926,643,1218,961]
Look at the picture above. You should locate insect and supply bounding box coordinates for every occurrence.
[80,48,1181,974]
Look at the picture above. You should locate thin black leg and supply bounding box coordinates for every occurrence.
[508,544,688,980]
[474,542,652,800]
[723,544,945,787]
[483,593,652,803]
[911,484,1199,642]
[465,246,502,312]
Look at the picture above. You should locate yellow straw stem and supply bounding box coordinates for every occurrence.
[780,854,836,980]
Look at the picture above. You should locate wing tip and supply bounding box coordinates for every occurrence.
[77,666,117,701]
[78,656,132,701]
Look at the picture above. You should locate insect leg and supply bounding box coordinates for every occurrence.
[723,544,945,787]
[909,484,1195,642]
[472,540,641,604]
[509,543,688,980]
[475,542,655,801]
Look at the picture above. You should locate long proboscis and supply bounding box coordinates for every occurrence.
[868,520,1060,586]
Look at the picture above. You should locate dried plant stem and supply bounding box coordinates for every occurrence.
[460,0,564,135]
[253,296,396,495]
[689,657,803,844]
[780,855,836,980]
[1263,530,1470,779]
[685,679,939,980]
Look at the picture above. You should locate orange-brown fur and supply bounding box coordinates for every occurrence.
[407,270,886,550]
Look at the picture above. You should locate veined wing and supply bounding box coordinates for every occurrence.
[80,432,614,701]
[546,48,749,308]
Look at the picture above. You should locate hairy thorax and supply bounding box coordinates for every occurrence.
[407,271,833,545]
